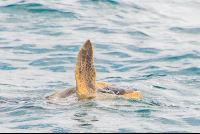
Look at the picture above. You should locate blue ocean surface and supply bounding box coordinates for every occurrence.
[0,0,200,132]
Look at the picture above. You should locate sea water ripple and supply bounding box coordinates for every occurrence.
[0,0,200,132]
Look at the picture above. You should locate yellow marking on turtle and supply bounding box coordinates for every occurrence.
[123,91,142,100]
[95,81,109,88]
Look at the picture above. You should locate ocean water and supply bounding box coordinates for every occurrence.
[0,0,200,132]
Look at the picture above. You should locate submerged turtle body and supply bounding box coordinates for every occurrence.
[46,40,142,100]
[45,82,142,100]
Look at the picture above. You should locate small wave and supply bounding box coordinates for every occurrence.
[155,117,180,125]
[0,62,18,70]
[51,127,70,133]
[92,43,112,50]
[29,57,69,66]
[79,0,119,5]
[152,85,166,90]
[40,66,67,72]
[139,66,160,71]
[143,73,166,78]
[10,123,54,130]
[75,27,97,31]
[0,44,80,54]
[118,128,134,133]
[183,117,200,126]
[161,53,200,62]
[53,45,80,53]
[143,70,168,77]
[115,66,140,72]
[18,105,47,110]
[76,123,92,127]
[7,109,27,117]
[98,28,116,34]
[126,45,160,54]
[79,0,146,12]
[127,31,150,39]
[94,58,112,65]
[102,52,131,58]
[94,65,109,73]
[110,64,123,69]
[170,27,200,34]
[0,3,77,19]
[144,67,200,77]
[33,30,64,36]
[134,109,157,113]
[169,67,200,76]
[123,53,200,64]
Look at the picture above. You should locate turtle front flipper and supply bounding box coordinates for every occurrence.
[75,39,97,99]
[45,86,76,99]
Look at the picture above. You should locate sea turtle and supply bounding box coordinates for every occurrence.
[45,40,142,100]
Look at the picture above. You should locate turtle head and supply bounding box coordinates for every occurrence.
[75,39,97,99]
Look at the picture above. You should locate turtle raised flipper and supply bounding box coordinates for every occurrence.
[75,39,97,99]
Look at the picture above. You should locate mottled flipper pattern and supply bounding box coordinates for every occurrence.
[75,39,96,99]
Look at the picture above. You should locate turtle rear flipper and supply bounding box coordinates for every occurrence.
[97,85,142,100]
[99,86,126,95]
[123,91,142,100]
[97,88,115,94]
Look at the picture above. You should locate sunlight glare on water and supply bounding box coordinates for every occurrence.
[0,0,200,133]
